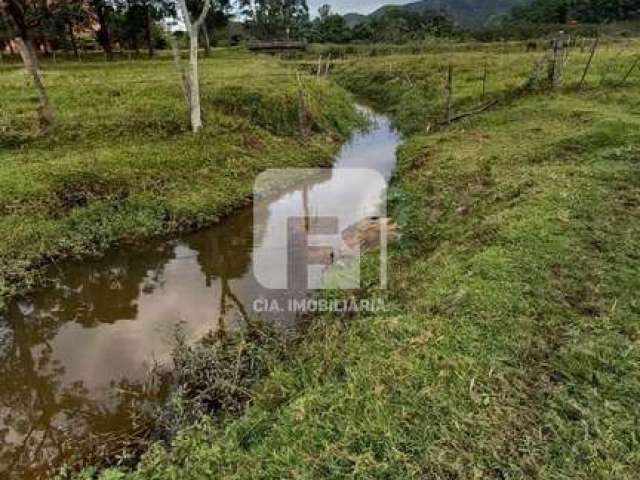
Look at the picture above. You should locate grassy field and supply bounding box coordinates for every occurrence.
[85,44,640,479]
[332,39,640,132]
[0,50,362,308]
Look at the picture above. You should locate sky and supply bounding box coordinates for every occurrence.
[307,0,410,16]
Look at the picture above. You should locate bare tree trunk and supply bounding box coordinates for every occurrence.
[176,0,211,133]
[14,37,55,132]
[188,29,202,132]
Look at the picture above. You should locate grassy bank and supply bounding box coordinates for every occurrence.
[332,40,640,133]
[87,47,640,479]
[0,50,362,307]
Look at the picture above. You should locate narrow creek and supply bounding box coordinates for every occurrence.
[0,107,401,479]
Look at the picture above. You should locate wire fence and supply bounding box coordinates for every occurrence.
[2,36,639,131]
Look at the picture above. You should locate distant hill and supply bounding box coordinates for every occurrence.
[343,13,368,28]
[345,0,528,26]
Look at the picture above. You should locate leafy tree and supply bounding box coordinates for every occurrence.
[0,4,16,52]
[510,0,640,24]
[186,0,232,55]
[351,20,373,42]
[365,7,453,43]
[309,4,351,43]
[242,0,309,40]
[112,0,146,53]
[49,0,91,59]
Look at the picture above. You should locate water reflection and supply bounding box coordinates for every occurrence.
[0,110,400,479]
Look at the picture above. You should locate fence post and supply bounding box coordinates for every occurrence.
[548,31,566,89]
[579,36,599,88]
[297,72,312,137]
[482,62,488,100]
[445,63,453,123]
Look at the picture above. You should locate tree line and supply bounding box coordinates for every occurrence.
[306,5,453,44]
[0,0,237,58]
[510,0,640,24]
[4,0,638,58]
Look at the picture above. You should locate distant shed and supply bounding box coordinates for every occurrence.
[247,41,307,54]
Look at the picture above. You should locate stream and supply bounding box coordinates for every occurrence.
[0,108,401,479]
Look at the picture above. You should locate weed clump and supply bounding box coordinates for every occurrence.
[141,323,288,444]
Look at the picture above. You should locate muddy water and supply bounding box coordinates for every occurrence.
[0,109,400,479]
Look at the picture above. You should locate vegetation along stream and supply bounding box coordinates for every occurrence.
[0,107,400,479]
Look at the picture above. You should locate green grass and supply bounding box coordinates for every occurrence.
[332,40,640,132]
[85,46,640,479]
[0,49,363,306]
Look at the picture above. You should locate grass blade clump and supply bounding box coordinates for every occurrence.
[143,322,288,444]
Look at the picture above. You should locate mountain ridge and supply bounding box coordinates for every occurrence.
[344,0,528,26]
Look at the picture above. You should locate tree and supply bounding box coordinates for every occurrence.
[141,0,154,56]
[51,0,91,60]
[510,0,640,24]
[363,8,453,43]
[0,8,15,52]
[112,0,147,52]
[90,0,114,58]
[310,4,351,43]
[196,0,231,56]
[111,0,174,57]
[0,0,56,131]
[243,0,309,40]
[174,0,212,132]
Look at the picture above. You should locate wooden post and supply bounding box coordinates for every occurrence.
[297,72,312,136]
[579,36,599,88]
[445,63,453,123]
[481,62,487,100]
[316,55,322,78]
[563,34,572,68]
[549,31,566,89]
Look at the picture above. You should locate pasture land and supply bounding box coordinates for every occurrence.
[0,50,362,307]
[92,43,640,479]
